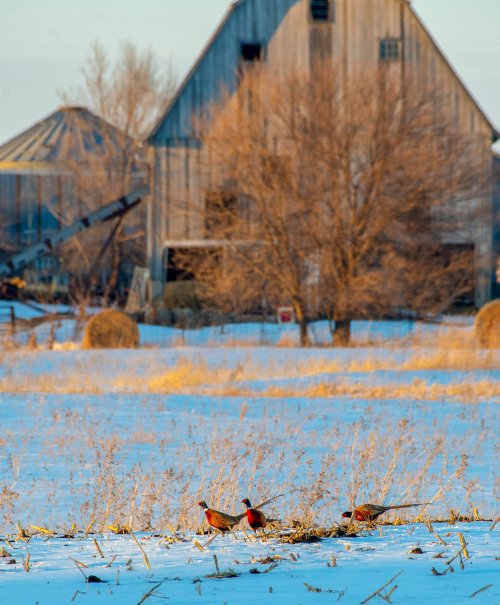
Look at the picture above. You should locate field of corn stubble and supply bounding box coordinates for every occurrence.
[0,326,499,604]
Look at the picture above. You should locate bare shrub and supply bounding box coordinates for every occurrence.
[58,41,177,305]
[164,281,201,311]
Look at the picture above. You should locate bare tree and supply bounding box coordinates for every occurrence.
[178,62,483,346]
[57,40,176,307]
[308,68,480,344]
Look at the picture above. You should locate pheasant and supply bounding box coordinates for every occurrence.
[241,498,280,534]
[342,502,430,522]
[198,500,246,534]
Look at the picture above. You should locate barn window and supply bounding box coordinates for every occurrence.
[241,43,262,63]
[310,0,332,22]
[166,248,195,282]
[379,38,400,60]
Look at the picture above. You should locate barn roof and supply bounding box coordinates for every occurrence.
[148,0,303,144]
[148,0,498,145]
[0,106,128,167]
[146,1,239,143]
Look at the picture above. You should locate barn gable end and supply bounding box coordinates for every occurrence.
[147,0,498,306]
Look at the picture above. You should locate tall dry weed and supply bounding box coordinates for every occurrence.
[1,390,494,534]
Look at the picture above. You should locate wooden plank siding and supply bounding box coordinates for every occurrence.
[148,0,498,304]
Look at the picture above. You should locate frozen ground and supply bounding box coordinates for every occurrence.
[0,313,498,604]
[2,524,499,604]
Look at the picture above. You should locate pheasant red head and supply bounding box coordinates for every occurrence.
[198,500,208,509]
[342,511,352,518]
[241,498,252,508]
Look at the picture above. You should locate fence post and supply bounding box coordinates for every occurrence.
[9,305,16,334]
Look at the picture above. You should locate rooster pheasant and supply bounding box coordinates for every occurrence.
[241,498,280,534]
[342,502,430,522]
[198,500,246,534]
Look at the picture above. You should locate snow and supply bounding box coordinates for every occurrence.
[2,524,499,604]
[0,298,473,348]
[0,313,498,604]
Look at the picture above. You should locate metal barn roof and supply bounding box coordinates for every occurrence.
[0,106,127,169]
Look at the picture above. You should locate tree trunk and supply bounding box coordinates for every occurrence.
[294,305,310,347]
[333,318,351,347]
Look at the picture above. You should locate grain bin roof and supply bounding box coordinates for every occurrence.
[0,106,129,166]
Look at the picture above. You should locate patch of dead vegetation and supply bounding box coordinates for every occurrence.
[241,379,500,402]
[0,375,103,395]
[1,348,497,401]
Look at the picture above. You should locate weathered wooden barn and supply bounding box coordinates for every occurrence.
[147,0,499,306]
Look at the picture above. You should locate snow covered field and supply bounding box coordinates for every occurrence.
[3,523,499,605]
[0,300,471,348]
[0,314,498,604]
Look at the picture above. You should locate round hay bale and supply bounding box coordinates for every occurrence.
[82,309,139,349]
[474,299,500,348]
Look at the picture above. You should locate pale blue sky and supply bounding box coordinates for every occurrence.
[1,0,499,145]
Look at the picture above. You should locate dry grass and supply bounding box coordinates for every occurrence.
[299,347,499,375]
[407,325,477,349]
[147,360,243,392]
[213,379,500,402]
[0,342,498,400]
[401,348,499,371]
[0,375,104,394]
[142,346,499,401]
[0,384,495,535]
[0,323,496,536]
